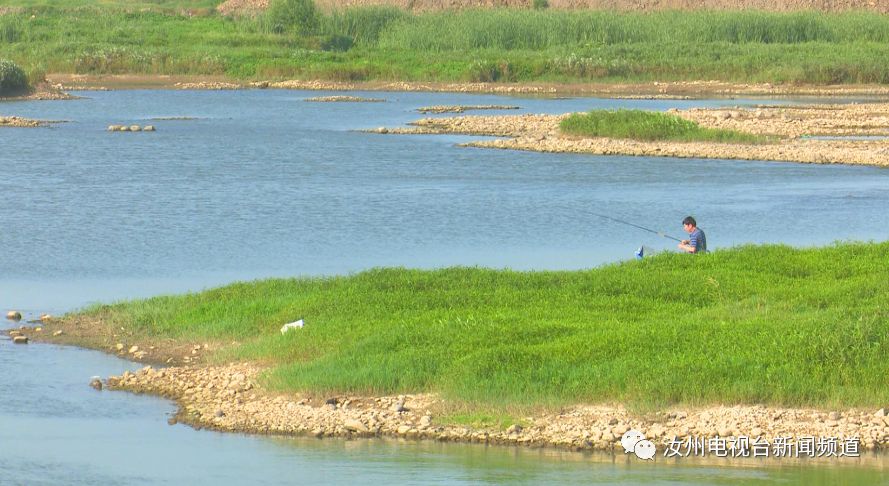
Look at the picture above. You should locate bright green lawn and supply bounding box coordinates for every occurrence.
[77,242,889,409]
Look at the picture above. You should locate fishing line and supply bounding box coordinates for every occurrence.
[562,206,683,242]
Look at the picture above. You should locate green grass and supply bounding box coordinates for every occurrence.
[1,6,889,83]
[76,242,889,410]
[560,110,768,143]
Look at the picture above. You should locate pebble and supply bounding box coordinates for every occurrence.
[343,419,368,433]
[6,310,22,321]
[90,377,103,390]
[12,336,28,344]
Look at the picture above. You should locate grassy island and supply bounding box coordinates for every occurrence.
[2,3,889,85]
[560,110,768,143]
[74,242,889,410]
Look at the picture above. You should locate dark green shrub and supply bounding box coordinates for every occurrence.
[0,59,28,95]
[1,19,22,42]
[467,59,516,82]
[266,0,319,35]
[323,6,407,46]
[320,34,354,52]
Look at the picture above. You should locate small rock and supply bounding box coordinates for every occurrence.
[344,419,368,433]
[718,427,733,437]
[391,400,407,412]
[506,424,523,435]
[608,418,618,425]
[875,408,886,417]
[8,330,21,337]
[6,310,22,321]
[312,428,324,438]
[143,125,155,132]
[115,343,125,351]
[39,314,53,321]
[128,345,139,354]
[129,125,141,132]
[215,410,225,418]
[53,330,63,336]
[12,336,28,344]
[325,397,338,406]
[829,412,840,420]
[167,417,178,426]
[397,425,411,434]
[35,327,42,332]
[750,427,763,437]
[419,416,432,427]
[89,377,103,390]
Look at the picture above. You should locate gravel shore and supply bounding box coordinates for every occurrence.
[12,319,889,454]
[367,103,889,166]
[0,116,45,127]
[104,362,889,453]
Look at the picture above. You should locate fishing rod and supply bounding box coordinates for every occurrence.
[567,207,683,242]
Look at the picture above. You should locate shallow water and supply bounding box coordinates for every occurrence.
[2,90,888,310]
[2,90,888,484]
[2,336,887,486]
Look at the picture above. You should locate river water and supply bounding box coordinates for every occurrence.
[1,90,888,484]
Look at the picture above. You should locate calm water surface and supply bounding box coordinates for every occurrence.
[1,90,888,484]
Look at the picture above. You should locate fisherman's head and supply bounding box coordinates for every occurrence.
[682,216,697,232]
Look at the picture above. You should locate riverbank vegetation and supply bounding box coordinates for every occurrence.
[560,110,768,143]
[2,3,889,84]
[0,59,29,95]
[74,242,889,409]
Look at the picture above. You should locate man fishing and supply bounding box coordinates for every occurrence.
[678,216,707,254]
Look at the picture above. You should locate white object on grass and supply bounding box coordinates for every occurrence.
[280,319,305,334]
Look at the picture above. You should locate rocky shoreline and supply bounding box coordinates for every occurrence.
[304,95,386,102]
[417,105,520,114]
[366,103,889,167]
[100,362,889,453]
[44,74,889,98]
[0,115,46,127]
[10,319,889,455]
